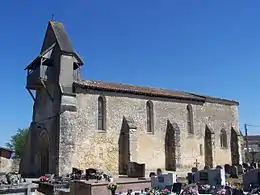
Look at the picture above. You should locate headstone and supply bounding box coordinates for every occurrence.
[193,168,225,187]
[85,168,98,180]
[243,169,260,192]
[191,167,198,172]
[149,172,156,177]
[151,172,177,190]
[251,162,257,169]
[127,162,145,178]
[172,183,182,194]
[187,173,194,184]
[237,164,243,175]
[224,164,231,174]
[242,163,249,169]
[230,166,238,178]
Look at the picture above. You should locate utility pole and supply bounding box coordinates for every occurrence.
[245,124,249,162]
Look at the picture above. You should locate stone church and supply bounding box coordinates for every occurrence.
[21,21,243,176]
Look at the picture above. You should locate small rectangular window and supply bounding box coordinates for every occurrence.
[199,144,203,156]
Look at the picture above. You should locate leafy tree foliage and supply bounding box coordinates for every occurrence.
[6,128,29,158]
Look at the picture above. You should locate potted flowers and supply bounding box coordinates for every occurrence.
[107,183,119,195]
[180,184,199,195]
[160,188,171,194]
[39,175,49,182]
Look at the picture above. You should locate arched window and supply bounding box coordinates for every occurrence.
[220,129,228,148]
[98,96,106,130]
[146,101,154,133]
[187,104,194,134]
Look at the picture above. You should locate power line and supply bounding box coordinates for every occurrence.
[245,124,260,128]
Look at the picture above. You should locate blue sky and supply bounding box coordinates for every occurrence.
[0,0,260,146]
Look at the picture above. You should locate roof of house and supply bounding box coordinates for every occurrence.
[245,135,260,141]
[0,147,13,153]
[74,80,239,106]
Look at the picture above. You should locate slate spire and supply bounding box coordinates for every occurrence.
[40,20,83,65]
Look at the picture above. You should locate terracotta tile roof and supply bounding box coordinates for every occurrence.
[74,80,239,106]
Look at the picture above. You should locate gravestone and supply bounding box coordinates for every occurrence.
[193,168,225,186]
[127,162,145,178]
[251,162,257,169]
[243,168,260,192]
[151,172,177,190]
[187,173,194,184]
[242,163,249,169]
[237,164,243,175]
[85,168,97,180]
[224,164,231,174]
[230,166,238,178]
[191,167,198,173]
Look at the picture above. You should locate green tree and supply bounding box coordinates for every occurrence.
[6,128,29,158]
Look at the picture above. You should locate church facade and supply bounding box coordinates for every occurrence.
[22,21,243,176]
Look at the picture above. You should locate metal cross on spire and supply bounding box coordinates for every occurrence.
[51,14,54,21]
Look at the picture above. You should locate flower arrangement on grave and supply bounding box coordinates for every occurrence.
[160,188,171,194]
[39,176,49,182]
[180,184,199,195]
[197,183,211,194]
[107,183,119,195]
[216,188,227,195]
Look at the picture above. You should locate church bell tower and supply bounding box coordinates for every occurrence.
[24,20,84,111]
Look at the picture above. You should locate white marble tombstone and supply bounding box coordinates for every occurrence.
[193,168,225,186]
[151,172,177,189]
[243,168,260,192]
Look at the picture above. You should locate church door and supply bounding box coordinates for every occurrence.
[231,128,239,165]
[165,120,176,171]
[204,127,213,168]
[118,120,130,175]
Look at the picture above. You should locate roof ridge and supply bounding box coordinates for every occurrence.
[74,79,239,105]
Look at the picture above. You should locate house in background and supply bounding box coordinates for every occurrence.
[244,135,260,163]
[0,147,13,172]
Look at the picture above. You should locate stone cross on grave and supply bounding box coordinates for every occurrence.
[194,159,200,168]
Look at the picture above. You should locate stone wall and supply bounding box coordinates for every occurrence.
[0,157,12,173]
[21,82,61,176]
[58,88,241,175]
[0,157,21,173]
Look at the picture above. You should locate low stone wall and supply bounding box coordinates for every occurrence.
[0,157,12,173]
[0,157,20,173]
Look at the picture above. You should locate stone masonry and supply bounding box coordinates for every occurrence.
[21,20,243,177]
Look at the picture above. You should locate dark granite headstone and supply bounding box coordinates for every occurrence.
[172,182,182,194]
[237,164,243,175]
[224,164,231,174]
[242,163,249,169]
[187,173,193,184]
[127,162,145,178]
[71,168,83,180]
[191,167,198,172]
[230,166,238,178]
[85,168,97,180]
